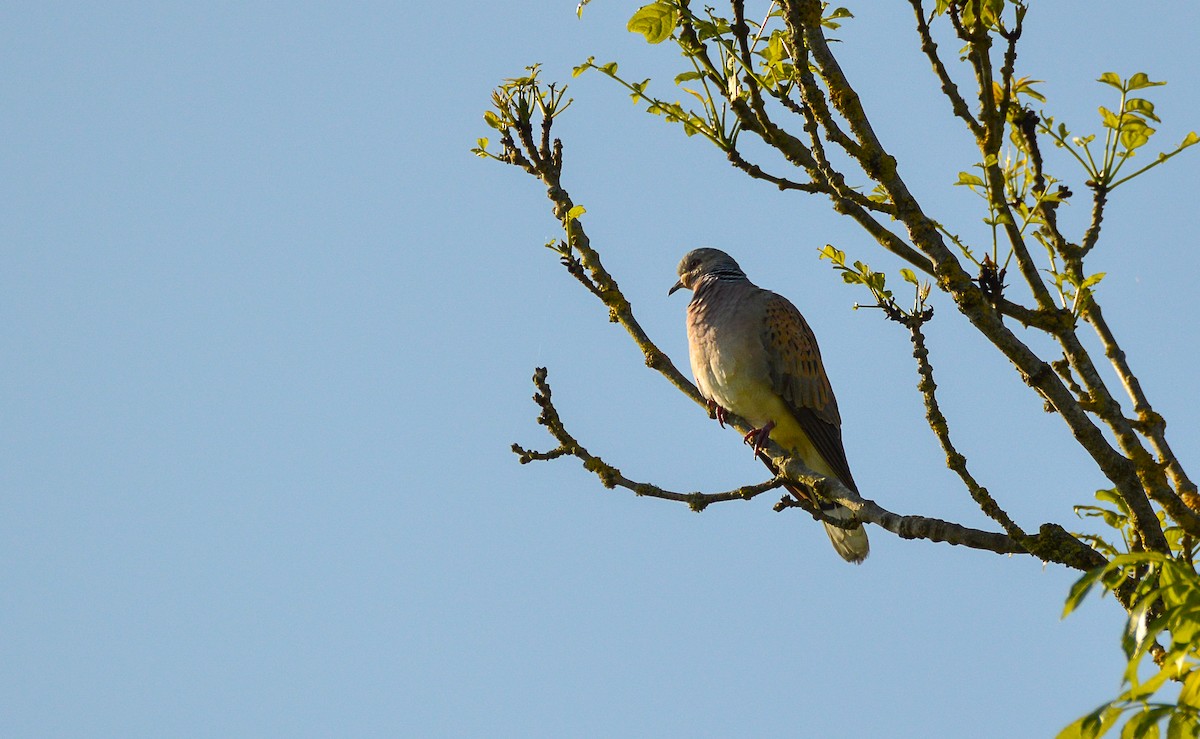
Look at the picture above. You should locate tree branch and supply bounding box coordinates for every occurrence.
[725,147,826,194]
[496,108,701,406]
[1080,185,1108,256]
[994,8,1023,131]
[1083,300,1200,527]
[514,367,783,511]
[908,0,985,140]
[515,367,1065,560]
[767,452,1102,569]
[908,317,1027,540]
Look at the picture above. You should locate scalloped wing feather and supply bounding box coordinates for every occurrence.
[760,293,858,492]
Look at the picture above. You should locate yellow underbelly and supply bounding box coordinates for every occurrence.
[726,388,839,481]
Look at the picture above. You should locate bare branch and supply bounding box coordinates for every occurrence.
[496,104,702,404]
[908,318,1026,539]
[908,0,985,140]
[959,13,1057,313]
[1007,102,1179,549]
[1080,185,1108,256]
[1012,109,1075,259]
[994,6,1023,133]
[1083,300,1200,530]
[516,367,1067,560]
[767,452,1103,569]
[775,5,866,162]
[983,157,1060,313]
[725,147,826,193]
[514,368,783,512]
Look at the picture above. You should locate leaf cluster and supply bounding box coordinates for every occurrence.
[818,245,932,325]
[1041,72,1199,190]
[1061,550,1200,738]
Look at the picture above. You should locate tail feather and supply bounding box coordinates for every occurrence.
[758,456,869,564]
[822,510,870,564]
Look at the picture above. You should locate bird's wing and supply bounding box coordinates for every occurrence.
[760,292,857,492]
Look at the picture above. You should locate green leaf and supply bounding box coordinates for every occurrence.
[1059,714,1090,739]
[627,2,679,44]
[1167,709,1200,739]
[629,78,651,103]
[1123,709,1161,739]
[599,61,618,75]
[572,57,595,78]
[1096,488,1124,508]
[476,137,489,151]
[566,205,587,221]
[1100,509,1129,529]
[957,0,998,30]
[1070,703,1121,739]
[1098,72,1124,90]
[1127,667,1174,701]
[1099,106,1122,130]
[900,268,919,286]
[1127,72,1166,90]
[1125,98,1161,122]
[764,32,786,64]
[1121,125,1155,151]
[956,171,986,188]
[1181,670,1200,709]
[483,111,503,130]
[817,245,846,266]
[821,6,854,29]
[674,71,704,84]
[1181,132,1200,149]
[1012,76,1046,102]
[1064,567,1107,618]
[681,87,707,105]
[1080,272,1107,290]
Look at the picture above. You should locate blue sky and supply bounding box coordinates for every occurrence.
[2,2,1198,736]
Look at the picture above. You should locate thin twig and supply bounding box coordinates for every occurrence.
[1080,186,1108,256]
[725,148,825,193]
[908,0,984,140]
[514,368,783,511]
[908,318,1027,539]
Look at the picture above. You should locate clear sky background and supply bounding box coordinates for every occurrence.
[2,2,1198,737]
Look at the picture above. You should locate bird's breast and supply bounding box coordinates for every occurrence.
[687,298,774,427]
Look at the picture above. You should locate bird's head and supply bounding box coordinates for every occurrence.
[669,247,745,296]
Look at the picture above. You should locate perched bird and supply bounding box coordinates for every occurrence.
[670,247,869,563]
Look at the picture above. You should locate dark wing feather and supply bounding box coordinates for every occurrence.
[761,293,858,493]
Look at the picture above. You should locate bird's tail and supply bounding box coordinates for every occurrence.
[757,456,870,564]
[821,503,869,564]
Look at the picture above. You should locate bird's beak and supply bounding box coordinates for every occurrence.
[668,279,686,296]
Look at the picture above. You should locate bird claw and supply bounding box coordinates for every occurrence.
[743,421,775,456]
[706,398,728,428]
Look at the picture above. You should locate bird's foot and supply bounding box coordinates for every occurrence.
[742,421,775,456]
[706,399,728,428]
